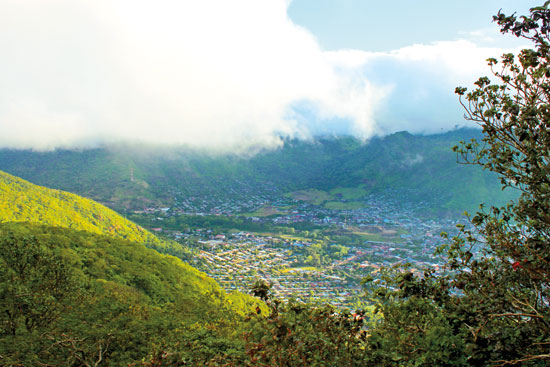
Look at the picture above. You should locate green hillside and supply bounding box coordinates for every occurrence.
[0,222,263,365]
[0,170,159,243]
[0,129,516,215]
[252,129,516,213]
[0,171,264,364]
[0,169,202,261]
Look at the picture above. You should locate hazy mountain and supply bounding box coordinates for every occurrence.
[0,128,516,214]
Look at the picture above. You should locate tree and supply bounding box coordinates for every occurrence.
[360,3,550,366]
[0,228,77,336]
[451,2,550,364]
[245,281,370,367]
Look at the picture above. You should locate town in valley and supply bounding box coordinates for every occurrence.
[129,189,468,307]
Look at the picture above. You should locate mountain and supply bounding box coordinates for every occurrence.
[0,128,516,215]
[0,169,199,260]
[0,169,158,243]
[0,171,263,365]
[0,222,262,365]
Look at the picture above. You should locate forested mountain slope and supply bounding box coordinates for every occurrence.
[0,171,264,365]
[0,169,158,243]
[0,129,515,214]
[0,222,262,365]
[0,170,261,314]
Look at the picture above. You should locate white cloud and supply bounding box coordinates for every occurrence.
[325,39,525,134]
[0,0,387,152]
[0,0,529,152]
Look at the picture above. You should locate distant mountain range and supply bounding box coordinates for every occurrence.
[0,128,516,215]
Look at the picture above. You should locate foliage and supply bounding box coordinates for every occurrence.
[0,230,78,337]
[361,266,469,366]
[450,3,550,364]
[0,222,263,366]
[244,282,371,367]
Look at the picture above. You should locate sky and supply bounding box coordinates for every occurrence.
[0,0,542,152]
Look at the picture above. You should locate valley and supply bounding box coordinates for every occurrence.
[0,130,496,308]
[129,190,467,307]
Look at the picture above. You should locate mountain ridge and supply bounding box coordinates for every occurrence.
[184,128,515,213]
[0,169,159,243]
[0,128,517,214]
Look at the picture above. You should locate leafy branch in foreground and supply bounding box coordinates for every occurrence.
[450,3,550,365]
[245,280,371,366]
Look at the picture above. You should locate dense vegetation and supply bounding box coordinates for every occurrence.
[0,222,264,365]
[0,170,158,244]
[0,129,515,214]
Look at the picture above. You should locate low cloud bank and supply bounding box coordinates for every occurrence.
[0,0,524,152]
